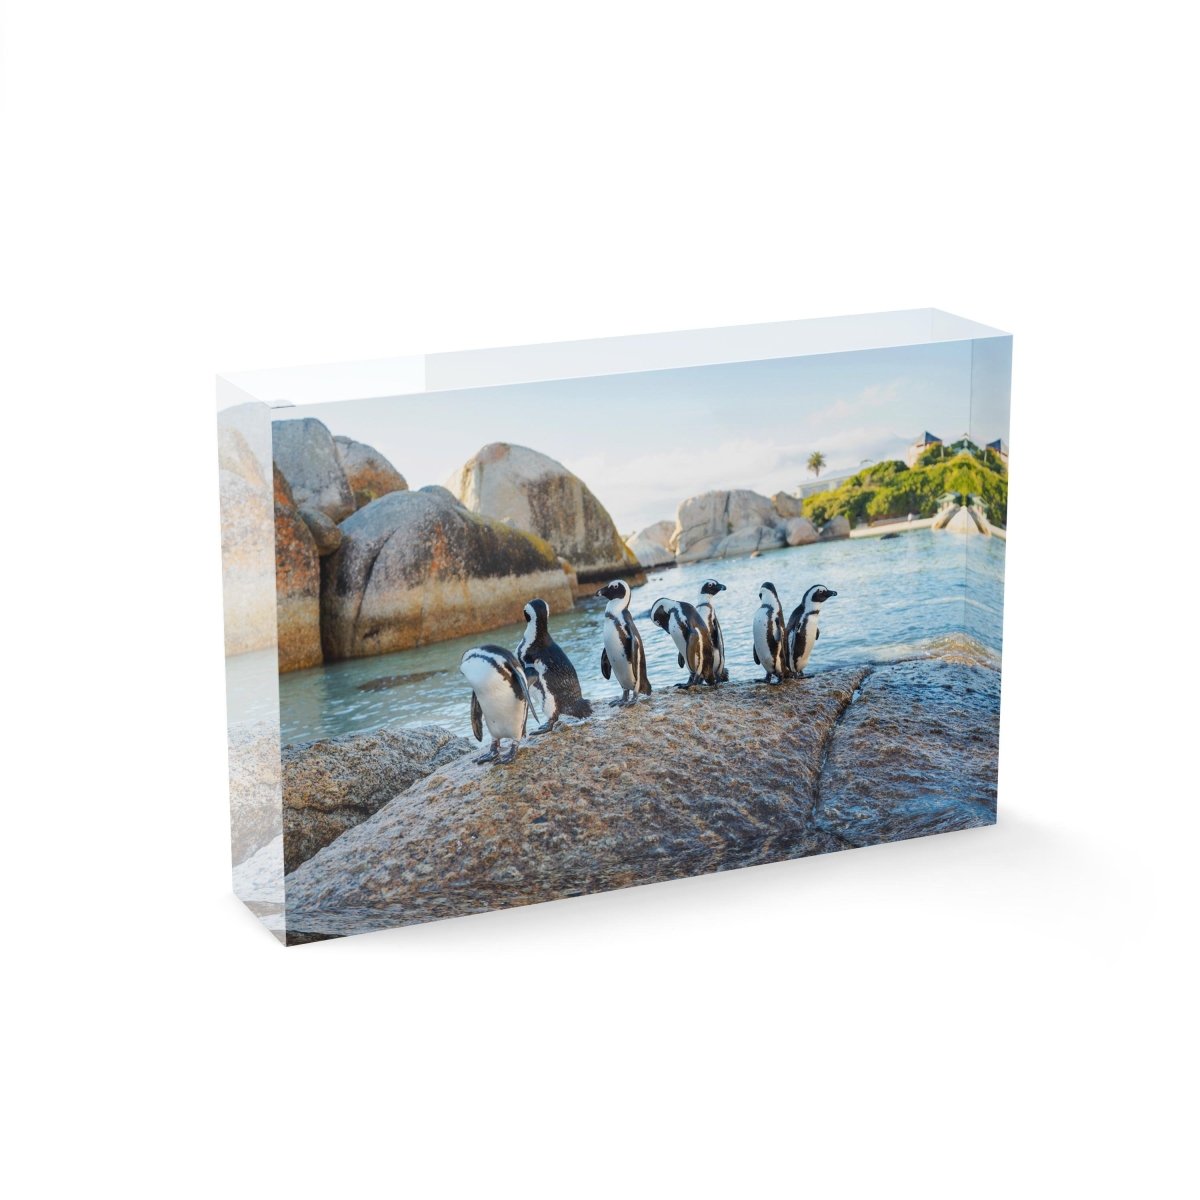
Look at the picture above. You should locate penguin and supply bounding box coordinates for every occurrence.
[696,579,729,683]
[516,597,593,733]
[649,597,716,688]
[596,579,652,706]
[459,644,531,764]
[784,585,838,677]
[752,581,789,684]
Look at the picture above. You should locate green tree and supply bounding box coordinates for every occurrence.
[807,451,826,478]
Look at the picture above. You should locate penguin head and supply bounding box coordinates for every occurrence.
[596,580,631,607]
[523,598,550,637]
[649,598,674,632]
[802,584,838,612]
[758,582,781,609]
[700,579,727,596]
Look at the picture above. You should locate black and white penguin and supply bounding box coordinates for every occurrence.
[752,581,789,684]
[596,579,652,706]
[649,597,717,688]
[696,579,729,683]
[459,644,531,764]
[785,585,838,677]
[516,597,593,733]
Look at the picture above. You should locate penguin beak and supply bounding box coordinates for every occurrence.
[828,590,838,598]
[718,584,727,592]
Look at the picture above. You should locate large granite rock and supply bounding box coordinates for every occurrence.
[218,417,276,657]
[274,467,322,672]
[333,435,408,509]
[772,491,805,519]
[228,721,282,866]
[713,524,786,558]
[674,489,779,562]
[820,515,851,540]
[219,468,275,656]
[321,488,575,660]
[284,724,474,872]
[219,426,267,490]
[283,657,998,937]
[626,520,676,567]
[812,659,999,846]
[272,418,356,523]
[446,443,642,585]
[783,516,819,546]
[298,507,342,556]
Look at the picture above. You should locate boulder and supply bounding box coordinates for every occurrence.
[283,724,474,872]
[713,524,786,558]
[333,435,408,509]
[219,468,276,656]
[674,490,779,562]
[772,491,805,519]
[626,520,677,567]
[820,515,851,540]
[273,467,323,672]
[446,443,643,585]
[272,418,355,522]
[298,507,342,556]
[227,721,282,865]
[218,426,267,490]
[321,488,575,660]
[282,656,999,937]
[419,485,461,505]
[783,516,819,546]
[812,659,999,846]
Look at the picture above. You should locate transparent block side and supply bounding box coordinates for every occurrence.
[217,388,284,942]
[965,335,1011,656]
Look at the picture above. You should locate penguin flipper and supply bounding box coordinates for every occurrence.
[752,645,760,666]
[677,653,684,669]
[632,625,653,695]
[600,648,611,680]
[470,692,483,743]
[815,627,820,641]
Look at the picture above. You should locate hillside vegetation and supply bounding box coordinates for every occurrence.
[804,446,1008,528]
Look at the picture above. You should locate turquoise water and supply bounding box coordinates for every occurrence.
[274,531,1005,746]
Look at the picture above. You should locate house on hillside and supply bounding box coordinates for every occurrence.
[905,431,943,467]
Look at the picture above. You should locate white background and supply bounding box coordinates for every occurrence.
[2,2,1196,1197]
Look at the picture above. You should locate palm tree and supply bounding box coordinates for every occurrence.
[807,451,826,478]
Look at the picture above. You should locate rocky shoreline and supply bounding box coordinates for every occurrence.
[229,648,1000,943]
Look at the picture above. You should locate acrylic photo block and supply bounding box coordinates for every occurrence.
[218,310,1012,945]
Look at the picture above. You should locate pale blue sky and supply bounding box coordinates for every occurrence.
[277,338,1011,532]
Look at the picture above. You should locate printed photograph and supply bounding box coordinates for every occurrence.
[220,336,1011,941]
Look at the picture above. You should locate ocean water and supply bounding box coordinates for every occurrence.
[261,530,1005,746]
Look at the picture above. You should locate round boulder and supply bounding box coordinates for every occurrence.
[333,435,408,509]
[783,516,819,546]
[772,491,805,519]
[298,507,343,556]
[626,519,676,567]
[820,515,851,540]
[674,489,778,562]
[273,467,323,672]
[714,524,787,558]
[321,488,575,660]
[272,418,356,523]
[445,443,642,586]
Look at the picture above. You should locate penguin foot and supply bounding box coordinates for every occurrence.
[608,697,625,708]
[673,682,693,690]
[497,743,518,764]
[474,744,499,764]
[529,722,557,736]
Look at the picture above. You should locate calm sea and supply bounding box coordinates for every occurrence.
[228,531,1004,746]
